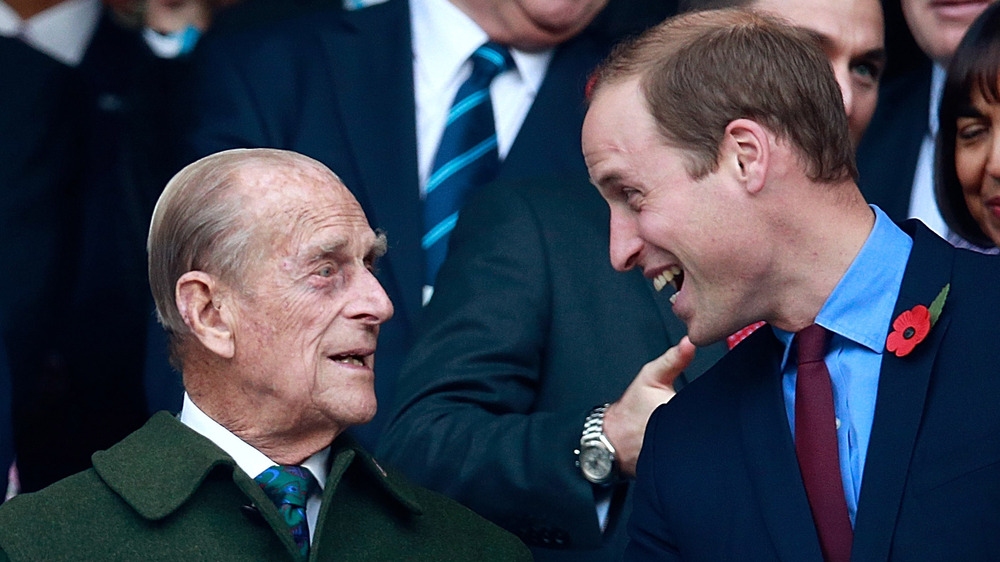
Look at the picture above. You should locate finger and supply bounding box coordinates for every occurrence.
[643,336,696,387]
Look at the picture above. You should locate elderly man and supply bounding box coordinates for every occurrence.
[584,9,1000,561]
[0,149,530,561]
[179,0,615,446]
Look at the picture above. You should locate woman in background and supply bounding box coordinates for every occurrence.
[936,1,1000,252]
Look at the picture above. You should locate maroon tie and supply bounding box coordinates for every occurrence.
[795,324,853,562]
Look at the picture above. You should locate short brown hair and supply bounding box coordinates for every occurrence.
[589,8,857,183]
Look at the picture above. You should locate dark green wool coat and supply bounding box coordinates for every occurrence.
[0,412,531,561]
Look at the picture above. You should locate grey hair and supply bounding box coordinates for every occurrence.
[147,148,333,347]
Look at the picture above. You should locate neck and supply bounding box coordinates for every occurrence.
[765,182,874,333]
[6,0,69,19]
[184,368,341,466]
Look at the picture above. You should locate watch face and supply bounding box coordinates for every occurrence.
[580,446,613,483]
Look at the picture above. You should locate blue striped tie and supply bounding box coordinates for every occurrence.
[423,42,513,287]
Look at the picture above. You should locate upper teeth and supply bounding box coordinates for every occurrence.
[334,356,364,366]
[653,265,683,292]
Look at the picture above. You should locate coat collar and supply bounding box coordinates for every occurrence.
[93,412,423,521]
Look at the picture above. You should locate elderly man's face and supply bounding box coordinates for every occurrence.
[753,0,885,147]
[583,80,772,346]
[901,0,996,64]
[449,0,608,51]
[228,166,393,433]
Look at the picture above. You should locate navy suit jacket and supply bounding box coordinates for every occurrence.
[627,221,1000,561]
[856,62,932,224]
[182,0,609,446]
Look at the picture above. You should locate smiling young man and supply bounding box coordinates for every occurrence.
[584,9,1000,560]
[0,149,531,561]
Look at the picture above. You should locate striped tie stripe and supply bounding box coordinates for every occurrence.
[425,135,499,194]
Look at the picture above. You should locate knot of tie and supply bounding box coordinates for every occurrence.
[469,42,514,85]
[255,465,317,557]
[795,323,829,365]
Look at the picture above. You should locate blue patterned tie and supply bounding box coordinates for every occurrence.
[423,42,513,286]
[255,465,317,557]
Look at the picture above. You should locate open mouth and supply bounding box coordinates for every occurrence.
[329,354,367,367]
[652,265,684,304]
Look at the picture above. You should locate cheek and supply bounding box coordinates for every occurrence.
[955,145,985,195]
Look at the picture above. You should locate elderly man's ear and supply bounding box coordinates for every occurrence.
[175,271,236,359]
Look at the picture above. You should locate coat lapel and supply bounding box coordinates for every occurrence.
[317,0,424,326]
[852,221,955,560]
[738,327,825,561]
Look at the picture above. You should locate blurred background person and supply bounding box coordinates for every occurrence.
[857,0,998,236]
[0,0,216,494]
[935,1,1000,252]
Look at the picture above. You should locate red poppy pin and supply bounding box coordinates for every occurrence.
[886,284,949,357]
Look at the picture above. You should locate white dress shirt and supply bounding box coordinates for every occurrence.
[0,0,100,67]
[410,0,553,194]
[179,393,330,542]
[907,63,948,237]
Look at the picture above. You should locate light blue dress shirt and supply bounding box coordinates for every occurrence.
[772,206,912,526]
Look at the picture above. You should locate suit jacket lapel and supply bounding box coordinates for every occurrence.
[318,0,424,326]
[738,327,826,561]
[852,221,954,560]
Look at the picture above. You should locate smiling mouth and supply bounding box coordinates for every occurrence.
[652,265,684,304]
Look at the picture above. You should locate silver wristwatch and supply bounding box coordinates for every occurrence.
[575,403,619,486]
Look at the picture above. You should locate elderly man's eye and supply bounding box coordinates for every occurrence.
[317,265,335,278]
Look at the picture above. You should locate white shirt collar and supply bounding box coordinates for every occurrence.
[179,393,329,489]
[0,0,101,67]
[928,62,947,137]
[410,0,551,95]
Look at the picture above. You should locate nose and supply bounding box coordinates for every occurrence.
[987,132,1000,181]
[608,207,642,272]
[350,267,395,325]
[833,65,854,120]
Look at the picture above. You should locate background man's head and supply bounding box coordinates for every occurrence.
[901,0,998,65]
[148,148,393,443]
[449,0,610,51]
[680,0,885,146]
[583,9,858,344]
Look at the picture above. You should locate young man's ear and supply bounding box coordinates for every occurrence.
[175,271,236,359]
[721,118,769,194]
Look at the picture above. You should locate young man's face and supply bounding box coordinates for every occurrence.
[583,79,772,346]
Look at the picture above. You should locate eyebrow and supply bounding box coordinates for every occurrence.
[591,171,624,191]
[956,103,984,119]
[370,231,388,260]
[856,48,887,68]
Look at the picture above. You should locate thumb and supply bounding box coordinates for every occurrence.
[644,336,696,387]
